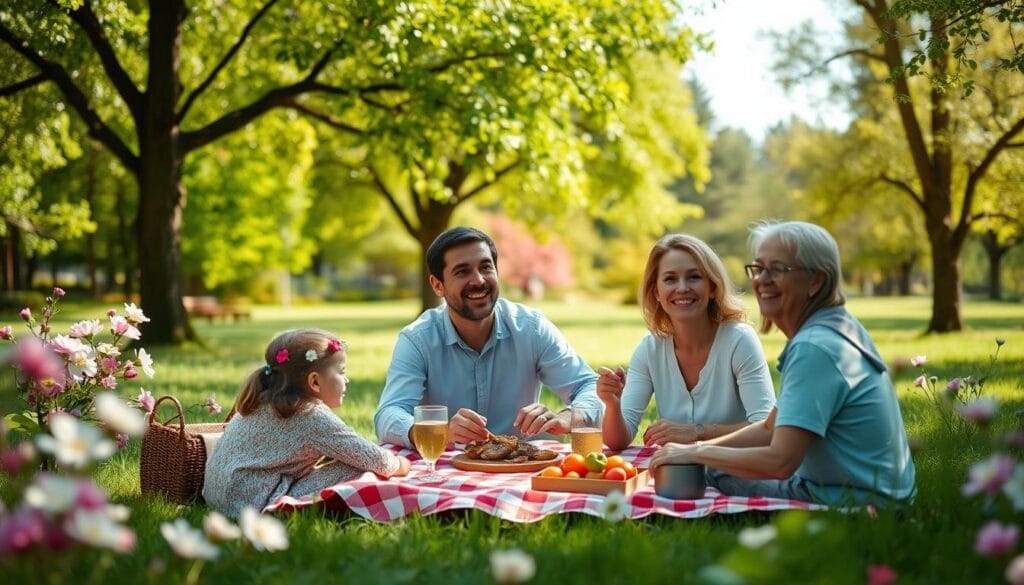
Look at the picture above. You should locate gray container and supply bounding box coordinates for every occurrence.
[653,464,706,499]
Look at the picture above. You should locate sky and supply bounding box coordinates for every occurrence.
[684,0,851,141]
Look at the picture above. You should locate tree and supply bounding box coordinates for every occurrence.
[0,0,408,342]
[286,3,709,311]
[775,1,1024,332]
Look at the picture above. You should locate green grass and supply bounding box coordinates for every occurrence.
[3,296,1024,583]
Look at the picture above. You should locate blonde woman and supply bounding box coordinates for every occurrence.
[598,234,775,450]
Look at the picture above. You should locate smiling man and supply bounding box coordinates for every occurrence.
[374,227,601,448]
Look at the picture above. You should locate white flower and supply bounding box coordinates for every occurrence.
[95,392,147,437]
[105,504,131,522]
[35,413,116,469]
[50,334,87,355]
[110,315,141,340]
[203,511,241,542]
[68,319,103,338]
[239,507,288,552]
[23,472,80,514]
[123,302,151,324]
[305,349,318,362]
[136,348,155,378]
[161,518,220,560]
[96,343,121,357]
[599,489,630,522]
[490,548,536,584]
[956,397,998,425]
[1004,465,1024,512]
[738,524,778,549]
[65,508,136,552]
[67,349,98,379]
[1006,554,1024,585]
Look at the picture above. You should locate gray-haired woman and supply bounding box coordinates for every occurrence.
[650,221,917,507]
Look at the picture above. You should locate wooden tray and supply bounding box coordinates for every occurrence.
[531,469,650,496]
[450,453,563,473]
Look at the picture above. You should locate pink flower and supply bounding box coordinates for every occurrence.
[110,316,141,340]
[328,339,342,353]
[68,319,103,338]
[101,375,117,389]
[0,508,47,555]
[0,325,11,340]
[19,308,31,322]
[867,564,897,585]
[910,355,927,367]
[963,454,1017,498]
[106,308,117,318]
[101,357,119,373]
[137,389,155,414]
[123,366,138,379]
[117,433,129,450]
[275,349,289,364]
[1,448,24,474]
[947,378,962,392]
[206,395,222,415]
[976,521,1020,557]
[913,375,926,388]
[53,287,65,298]
[49,335,86,356]
[956,397,998,426]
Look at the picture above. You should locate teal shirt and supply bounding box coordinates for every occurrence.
[775,307,917,506]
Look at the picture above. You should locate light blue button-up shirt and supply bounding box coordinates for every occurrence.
[374,298,601,447]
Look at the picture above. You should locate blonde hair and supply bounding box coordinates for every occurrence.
[234,328,347,418]
[639,234,746,337]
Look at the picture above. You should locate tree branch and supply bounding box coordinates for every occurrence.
[457,160,521,203]
[60,0,144,118]
[0,73,48,97]
[962,114,1024,234]
[284,100,367,134]
[368,164,417,236]
[878,173,926,212]
[0,21,138,172]
[180,41,343,152]
[176,0,281,122]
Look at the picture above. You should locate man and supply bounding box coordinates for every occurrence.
[374,226,601,448]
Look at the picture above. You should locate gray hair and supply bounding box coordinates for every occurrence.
[749,220,845,333]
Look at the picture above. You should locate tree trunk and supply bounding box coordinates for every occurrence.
[926,225,964,332]
[415,200,455,314]
[981,230,1009,301]
[135,0,194,344]
[4,222,19,292]
[898,255,915,296]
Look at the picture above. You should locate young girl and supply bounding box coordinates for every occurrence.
[203,329,411,518]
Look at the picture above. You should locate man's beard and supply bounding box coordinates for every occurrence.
[452,285,497,321]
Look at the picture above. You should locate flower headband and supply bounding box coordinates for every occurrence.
[264,338,345,374]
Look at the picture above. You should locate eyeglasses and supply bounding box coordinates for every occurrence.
[744,263,806,280]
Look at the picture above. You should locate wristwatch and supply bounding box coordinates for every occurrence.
[694,423,705,439]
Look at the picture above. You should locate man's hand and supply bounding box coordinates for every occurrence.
[643,419,699,447]
[447,408,490,444]
[514,403,570,436]
[596,366,626,406]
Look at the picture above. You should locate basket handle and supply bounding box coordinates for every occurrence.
[150,395,188,437]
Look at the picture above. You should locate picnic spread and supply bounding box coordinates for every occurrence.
[265,440,828,522]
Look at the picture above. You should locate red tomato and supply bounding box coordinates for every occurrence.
[540,466,564,478]
[603,467,628,481]
[561,453,589,477]
[605,455,627,470]
[621,462,638,479]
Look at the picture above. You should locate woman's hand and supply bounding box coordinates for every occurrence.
[642,419,698,447]
[596,366,626,405]
[649,442,699,470]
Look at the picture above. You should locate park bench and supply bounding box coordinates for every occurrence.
[183,295,251,324]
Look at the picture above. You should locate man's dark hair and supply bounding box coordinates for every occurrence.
[426,227,498,281]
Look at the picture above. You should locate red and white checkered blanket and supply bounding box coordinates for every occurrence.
[265,441,827,522]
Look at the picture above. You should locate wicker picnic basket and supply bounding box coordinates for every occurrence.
[140,395,232,503]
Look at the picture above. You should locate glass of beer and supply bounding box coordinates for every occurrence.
[570,404,603,455]
[412,405,449,474]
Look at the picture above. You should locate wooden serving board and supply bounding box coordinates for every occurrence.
[530,469,650,496]
[449,453,563,473]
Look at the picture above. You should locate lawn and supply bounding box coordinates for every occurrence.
[2,295,1023,584]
